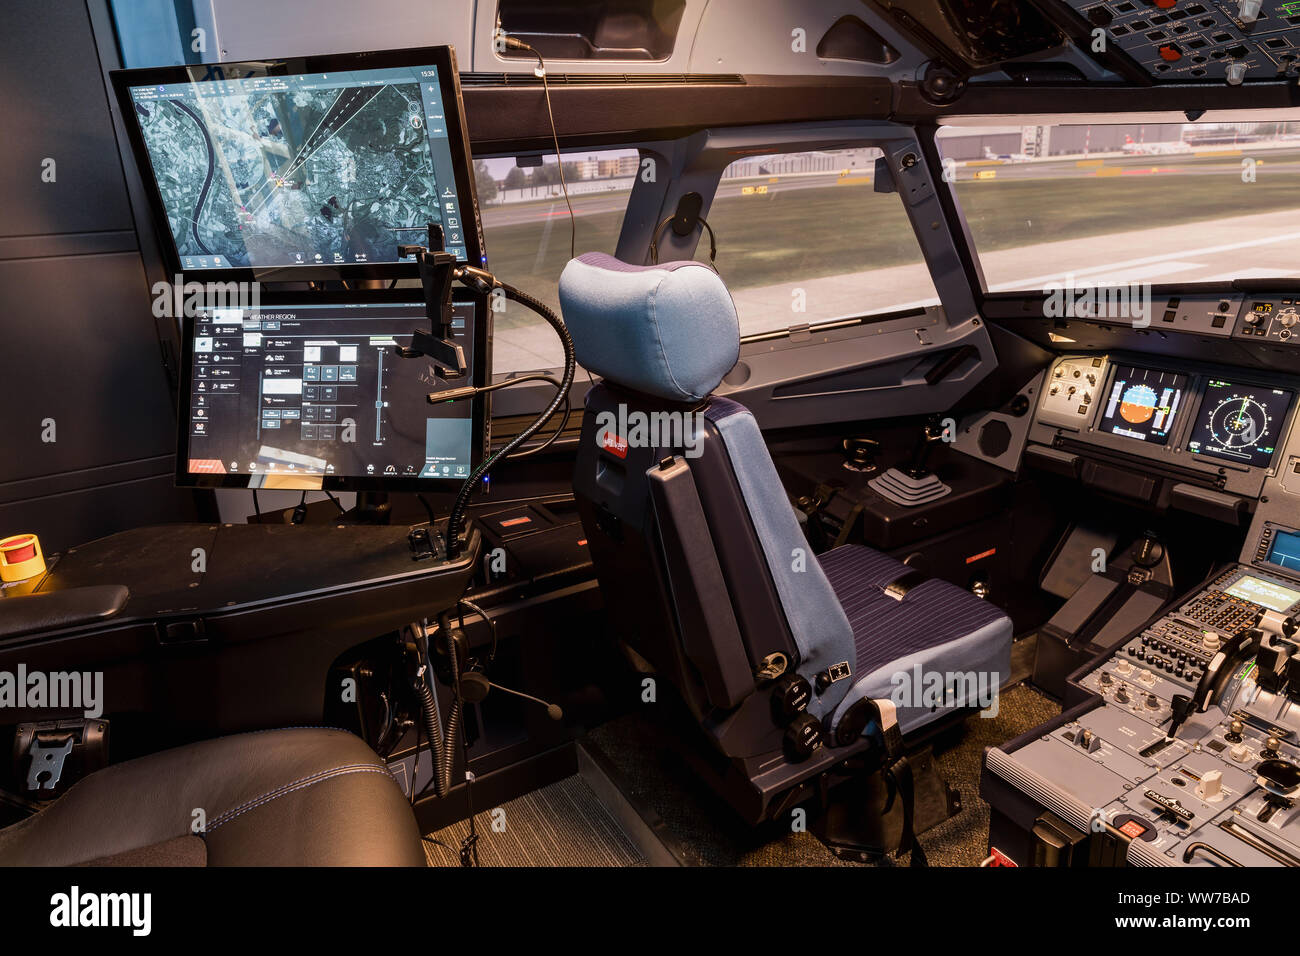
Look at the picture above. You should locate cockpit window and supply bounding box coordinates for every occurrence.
[479,148,635,373]
[709,148,939,336]
[938,120,1300,292]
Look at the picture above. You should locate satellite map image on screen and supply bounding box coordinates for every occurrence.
[132,80,439,268]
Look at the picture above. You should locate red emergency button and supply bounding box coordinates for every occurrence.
[1159,45,1182,62]
[1155,0,1176,9]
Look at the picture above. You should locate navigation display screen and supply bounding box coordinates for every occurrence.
[1098,365,1187,445]
[1267,530,1300,574]
[117,51,477,273]
[1186,380,1294,468]
[1225,574,1300,613]
[181,299,483,489]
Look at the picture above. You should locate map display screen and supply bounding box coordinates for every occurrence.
[1098,364,1187,445]
[1187,380,1294,468]
[120,53,476,273]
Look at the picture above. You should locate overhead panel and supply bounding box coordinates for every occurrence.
[1066,0,1300,82]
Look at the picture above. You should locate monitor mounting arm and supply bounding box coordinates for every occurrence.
[395,223,473,379]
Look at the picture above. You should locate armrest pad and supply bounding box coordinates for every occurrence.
[0,586,129,640]
[647,456,754,709]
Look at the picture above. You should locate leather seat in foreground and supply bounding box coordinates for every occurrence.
[0,728,424,866]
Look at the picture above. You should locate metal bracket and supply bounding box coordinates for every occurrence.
[25,736,74,792]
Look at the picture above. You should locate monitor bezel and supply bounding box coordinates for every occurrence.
[175,287,491,492]
[110,45,485,283]
[1265,526,1300,576]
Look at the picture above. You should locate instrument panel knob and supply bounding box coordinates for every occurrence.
[1197,769,1224,801]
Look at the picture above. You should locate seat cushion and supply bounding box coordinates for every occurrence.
[0,728,424,866]
[819,545,1013,735]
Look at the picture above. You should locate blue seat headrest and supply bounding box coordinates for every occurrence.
[558,252,739,402]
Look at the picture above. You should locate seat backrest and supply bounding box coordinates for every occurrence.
[561,254,856,758]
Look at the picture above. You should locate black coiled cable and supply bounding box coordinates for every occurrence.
[437,629,463,795]
[413,663,445,795]
[444,280,575,559]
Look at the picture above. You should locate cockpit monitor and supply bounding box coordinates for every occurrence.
[1187,380,1294,468]
[1097,364,1187,445]
[179,292,489,491]
[112,46,483,281]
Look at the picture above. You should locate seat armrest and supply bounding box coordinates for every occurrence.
[0,586,129,640]
[647,456,755,709]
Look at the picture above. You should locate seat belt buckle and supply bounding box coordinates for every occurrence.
[13,719,109,799]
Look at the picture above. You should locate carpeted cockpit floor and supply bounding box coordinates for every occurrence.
[581,682,1060,867]
[425,679,1059,867]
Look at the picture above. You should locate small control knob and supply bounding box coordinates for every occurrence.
[1263,736,1282,759]
[1115,685,1130,704]
[770,674,812,723]
[1100,671,1113,686]
[783,713,823,762]
[1116,659,1134,676]
[1278,310,1298,329]
[1145,693,1161,711]
[1238,0,1263,24]
[1197,769,1224,802]
[1225,719,1244,743]
[1230,742,1251,763]
[1203,632,1222,652]
[1226,61,1248,85]
[1139,669,1156,686]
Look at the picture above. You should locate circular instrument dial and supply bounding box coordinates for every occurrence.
[1206,394,1273,450]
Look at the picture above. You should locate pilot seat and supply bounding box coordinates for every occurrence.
[562,253,1013,861]
[0,726,425,866]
